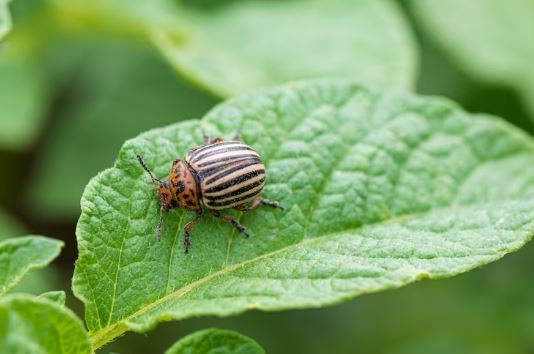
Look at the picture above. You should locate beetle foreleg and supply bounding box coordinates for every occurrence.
[210,210,250,238]
[156,206,165,241]
[183,210,202,253]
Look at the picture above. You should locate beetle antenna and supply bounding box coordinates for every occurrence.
[136,153,160,186]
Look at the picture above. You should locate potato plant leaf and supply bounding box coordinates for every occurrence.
[154,0,417,96]
[0,294,91,354]
[410,0,534,121]
[39,290,66,305]
[51,0,417,96]
[73,80,534,349]
[0,236,63,296]
[165,328,265,354]
[0,215,62,295]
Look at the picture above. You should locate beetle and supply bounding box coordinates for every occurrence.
[136,132,283,253]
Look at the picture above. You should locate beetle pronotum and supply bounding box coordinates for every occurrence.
[136,132,283,252]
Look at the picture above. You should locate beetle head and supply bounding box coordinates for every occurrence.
[136,153,176,240]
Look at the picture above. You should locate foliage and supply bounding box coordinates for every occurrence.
[52,0,417,96]
[410,0,534,122]
[73,79,534,349]
[39,290,66,305]
[0,236,62,295]
[152,0,417,96]
[165,328,265,354]
[1,0,533,353]
[0,0,11,40]
[0,295,91,354]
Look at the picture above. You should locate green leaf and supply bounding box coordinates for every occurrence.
[165,328,265,354]
[73,79,534,349]
[0,0,52,151]
[0,212,62,296]
[27,37,217,218]
[0,236,63,296]
[0,294,91,354]
[409,0,534,121]
[39,291,66,305]
[0,0,11,41]
[154,0,417,96]
[0,53,48,150]
[51,0,417,96]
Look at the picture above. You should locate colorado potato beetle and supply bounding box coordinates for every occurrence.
[136,132,283,253]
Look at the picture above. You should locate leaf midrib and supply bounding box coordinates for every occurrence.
[88,198,531,349]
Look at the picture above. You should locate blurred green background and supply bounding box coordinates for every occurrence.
[1,0,533,353]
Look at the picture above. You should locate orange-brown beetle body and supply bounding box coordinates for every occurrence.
[136,133,283,252]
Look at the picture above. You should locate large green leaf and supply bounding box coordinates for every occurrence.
[0,236,63,296]
[154,0,417,96]
[51,0,417,96]
[27,38,217,218]
[0,294,91,354]
[73,80,534,349]
[410,0,534,121]
[165,328,265,354]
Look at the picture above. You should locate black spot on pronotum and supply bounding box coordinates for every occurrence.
[174,181,185,194]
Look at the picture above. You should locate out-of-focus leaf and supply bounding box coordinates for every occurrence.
[50,0,176,37]
[72,79,534,349]
[38,290,66,305]
[410,0,534,121]
[0,0,11,40]
[0,294,91,354]
[0,236,63,296]
[165,328,265,354]
[154,0,417,96]
[27,38,217,219]
[51,0,417,96]
[0,48,48,150]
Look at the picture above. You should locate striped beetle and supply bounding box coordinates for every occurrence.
[136,132,283,253]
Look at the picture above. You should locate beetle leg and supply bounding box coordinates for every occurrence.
[236,197,285,212]
[156,206,165,241]
[183,210,202,253]
[210,210,250,238]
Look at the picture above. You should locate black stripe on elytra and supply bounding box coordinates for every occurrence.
[190,145,254,163]
[188,141,242,159]
[205,160,263,185]
[204,169,265,193]
[200,157,262,179]
[204,177,265,201]
[196,153,260,168]
[207,188,262,207]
